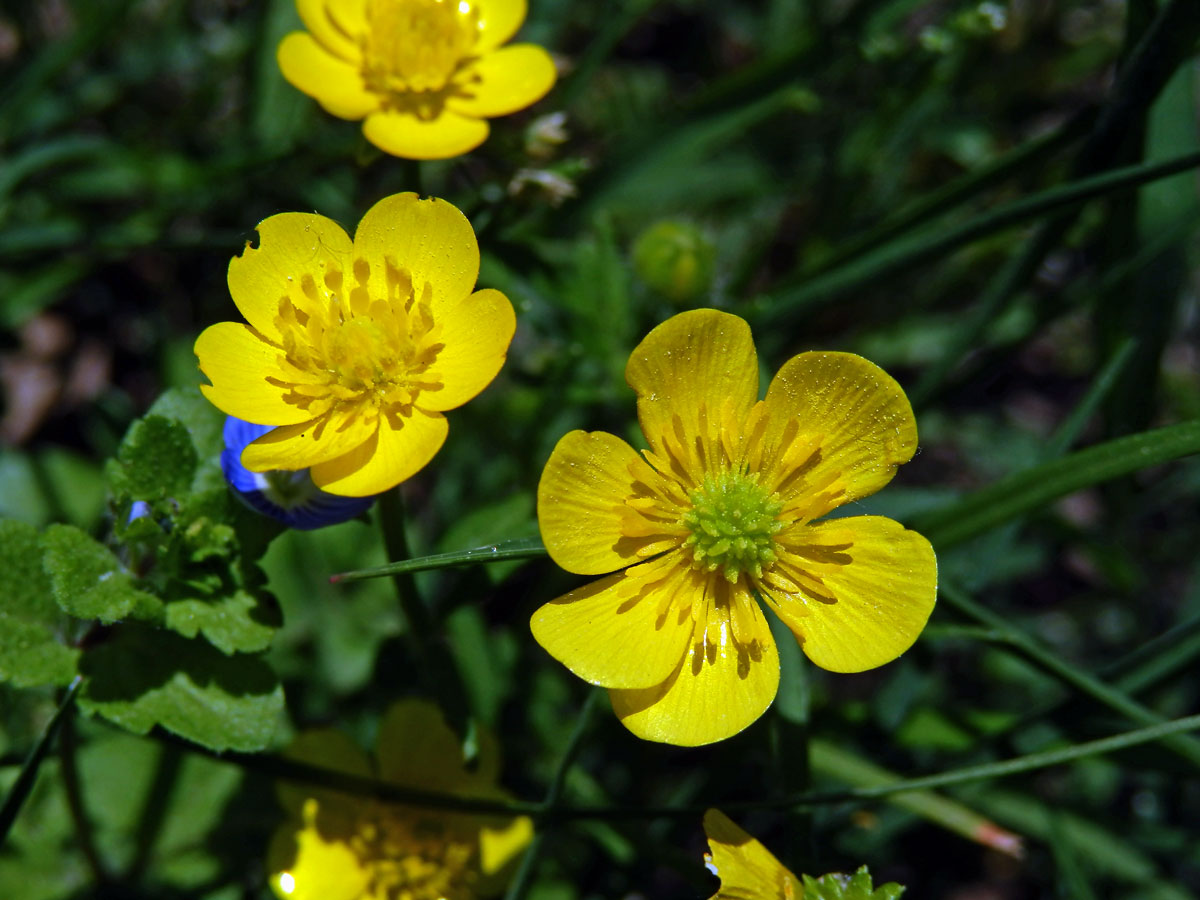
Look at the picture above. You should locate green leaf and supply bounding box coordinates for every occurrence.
[0,520,78,687]
[911,420,1200,549]
[146,387,228,494]
[78,624,283,752]
[41,523,163,624]
[164,588,280,655]
[801,866,905,900]
[107,415,198,502]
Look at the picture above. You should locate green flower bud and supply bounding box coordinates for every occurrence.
[632,220,715,304]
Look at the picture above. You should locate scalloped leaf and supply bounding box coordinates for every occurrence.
[78,624,283,752]
[0,519,79,687]
[41,524,162,624]
[164,588,280,655]
[802,867,905,900]
[106,414,198,501]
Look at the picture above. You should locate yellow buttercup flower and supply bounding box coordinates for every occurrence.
[269,700,533,900]
[702,809,802,900]
[277,0,557,159]
[531,309,937,746]
[194,192,515,498]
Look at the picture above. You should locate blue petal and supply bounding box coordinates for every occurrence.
[220,416,378,530]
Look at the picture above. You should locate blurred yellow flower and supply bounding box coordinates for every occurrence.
[269,700,533,900]
[702,809,802,900]
[277,0,557,159]
[532,309,936,746]
[195,192,514,497]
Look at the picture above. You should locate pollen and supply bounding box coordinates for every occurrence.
[680,469,784,583]
[362,0,482,97]
[272,259,445,422]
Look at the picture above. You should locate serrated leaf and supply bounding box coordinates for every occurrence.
[41,523,162,624]
[0,520,79,687]
[78,624,283,752]
[802,866,905,900]
[108,415,198,501]
[164,588,281,654]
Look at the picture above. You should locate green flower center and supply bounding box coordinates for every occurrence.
[681,470,783,583]
[363,0,481,97]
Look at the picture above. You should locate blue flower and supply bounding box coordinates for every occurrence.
[221,417,378,530]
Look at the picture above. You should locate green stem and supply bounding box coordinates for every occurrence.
[759,149,1200,323]
[938,582,1200,770]
[158,712,1200,821]
[0,676,82,849]
[376,489,471,735]
[59,688,108,883]
[502,689,600,900]
[332,536,546,583]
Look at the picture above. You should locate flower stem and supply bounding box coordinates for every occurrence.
[376,488,471,736]
[0,676,82,849]
[158,712,1200,820]
[503,688,600,900]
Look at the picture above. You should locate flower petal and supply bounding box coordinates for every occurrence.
[625,309,759,474]
[309,407,449,496]
[476,0,527,51]
[352,192,480,315]
[295,0,363,61]
[609,596,779,746]
[362,109,490,160]
[196,323,311,426]
[530,555,700,690]
[241,410,378,472]
[277,33,377,120]
[268,800,369,900]
[758,351,917,517]
[275,729,372,819]
[480,817,535,876]
[421,288,515,412]
[537,430,652,575]
[702,809,801,900]
[448,45,556,118]
[227,212,353,342]
[375,699,479,791]
[768,516,936,674]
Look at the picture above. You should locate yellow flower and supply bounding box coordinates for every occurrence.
[531,309,937,746]
[194,192,515,498]
[277,0,557,159]
[269,700,533,900]
[702,809,802,900]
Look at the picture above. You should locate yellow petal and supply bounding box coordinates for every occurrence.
[769,516,936,674]
[530,556,700,690]
[374,699,481,791]
[352,192,480,317]
[362,109,490,160]
[448,45,556,118]
[309,407,449,496]
[195,323,311,426]
[610,596,779,746]
[537,430,652,575]
[476,0,527,51]
[227,212,353,342]
[294,0,363,61]
[625,309,759,475]
[242,410,378,472]
[277,33,377,120]
[421,288,515,412]
[702,809,802,900]
[268,801,369,900]
[759,351,917,517]
[480,816,534,875]
[275,729,372,820]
